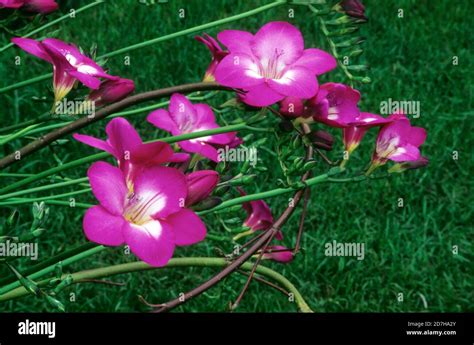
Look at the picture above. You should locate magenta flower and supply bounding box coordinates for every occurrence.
[0,0,23,9]
[147,93,237,162]
[343,112,392,155]
[11,37,117,103]
[87,78,135,107]
[84,161,206,267]
[195,34,228,82]
[185,170,219,206]
[263,245,294,263]
[310,83,361,127]
[73,117,188,184]
[23,0,58,13]
[238,188,282,240]
[214,21,336,107]
[368,114,427,174]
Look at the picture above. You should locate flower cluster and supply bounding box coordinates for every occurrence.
[35,19,426,268]
[0,0,58,14]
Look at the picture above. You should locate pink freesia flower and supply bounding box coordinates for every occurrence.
[11,37,117,103]
[195,34,228,82]
[238,188,282,240]
[343,112,392,155]
[214,21,336,107]
[23,0,58,13]
[310,83,361,127]
[263,245,294,263]
[147,93,238,162]
[367,114,427,174]
[185,170,219,206]
[87,78,135,107]
[0,0,23,8]
[83,161,206,267]
[73,117,188,184]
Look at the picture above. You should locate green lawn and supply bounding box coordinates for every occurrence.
[0,0,472,312]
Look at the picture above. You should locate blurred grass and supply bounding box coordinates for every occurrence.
[0,0,473,312]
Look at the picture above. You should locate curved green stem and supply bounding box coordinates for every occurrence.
[0,0,286,94]
[0,245,106,296]
[0,257,313,312]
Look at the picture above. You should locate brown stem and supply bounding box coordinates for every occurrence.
[236,270,290,296]
[294,182,311,254]
[153,124,313,313]
[0,82,228,170]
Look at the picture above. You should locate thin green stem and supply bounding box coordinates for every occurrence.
[200,173,330,215]
[0,0,286,94]
[0,177,88,201]
[0,245,106,296]
[0,188,91,206]
[0,1,105,53]
[0,257,313,312]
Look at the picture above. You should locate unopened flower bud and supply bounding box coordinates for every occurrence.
[388,157,429,174]
[87,78,135,107]
[310,130,334,151]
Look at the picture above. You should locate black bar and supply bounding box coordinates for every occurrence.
[0,313,472,345]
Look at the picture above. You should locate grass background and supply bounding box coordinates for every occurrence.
[0,0,472,312]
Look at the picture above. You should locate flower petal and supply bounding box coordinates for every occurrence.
[169,93,197,125]
[240,83,285,107]
[67,70,101,90]
[166,209,206,246]
[123,220,175,267]
[408,127,427,147]
[11,37,52,63]
[87,161,127,215]
[178,140,219,162]
[217,30,254,55]
[193,104,236,145]
[268,66,318,99]
[130,141,174,165]
[83,205,126,246]
[72,133,115,156]
[214,53,264,88]
[293,48,337,75]
[252,21,304,65]
[132,166,187,218]
[147,109,177,133]
[389,143,421,162]
[105,117,142,158]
